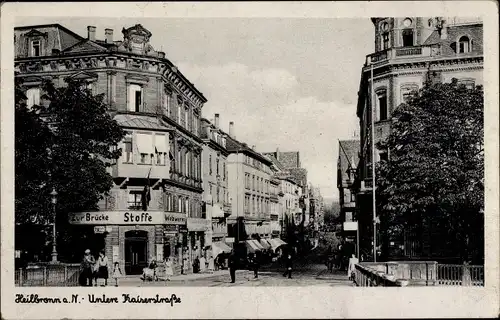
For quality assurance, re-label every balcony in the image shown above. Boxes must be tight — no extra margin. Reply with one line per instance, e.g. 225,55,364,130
112,161,169,180
365,44,442,67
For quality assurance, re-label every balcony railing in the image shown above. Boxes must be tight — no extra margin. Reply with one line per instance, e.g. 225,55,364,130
366,45,442,66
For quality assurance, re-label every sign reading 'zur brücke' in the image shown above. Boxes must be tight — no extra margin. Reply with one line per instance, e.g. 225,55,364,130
68,211,186,225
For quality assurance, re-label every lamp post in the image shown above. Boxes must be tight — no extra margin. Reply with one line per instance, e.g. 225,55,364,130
50,188,58,263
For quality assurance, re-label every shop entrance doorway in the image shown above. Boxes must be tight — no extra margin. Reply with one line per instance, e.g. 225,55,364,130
124,230,148,275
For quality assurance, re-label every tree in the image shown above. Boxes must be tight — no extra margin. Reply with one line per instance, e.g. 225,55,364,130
377,78,484,263
15,78,125,262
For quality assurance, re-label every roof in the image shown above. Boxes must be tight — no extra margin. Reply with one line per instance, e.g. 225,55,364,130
338,139,360,183
225,135,272,166
423,23,483,56
265,154,286,171
114,113,173,131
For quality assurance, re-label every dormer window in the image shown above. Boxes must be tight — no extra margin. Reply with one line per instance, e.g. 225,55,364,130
31,40,41,57
458,36,471,53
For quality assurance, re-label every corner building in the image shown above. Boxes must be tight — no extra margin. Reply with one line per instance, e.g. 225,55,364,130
15,24,207,275
354,17,483,260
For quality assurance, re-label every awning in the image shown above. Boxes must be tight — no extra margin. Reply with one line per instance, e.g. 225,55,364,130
268,238,287,251
154,134,168,153
136,133,154,154
259,239,271,250
245,240,262,253
212,241,232,257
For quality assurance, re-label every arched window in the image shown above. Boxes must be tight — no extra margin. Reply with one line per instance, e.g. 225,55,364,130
402,29,414,47
458,36,471,53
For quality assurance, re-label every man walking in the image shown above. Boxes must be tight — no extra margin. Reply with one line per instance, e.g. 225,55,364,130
228,251,237,283
282,252,293,279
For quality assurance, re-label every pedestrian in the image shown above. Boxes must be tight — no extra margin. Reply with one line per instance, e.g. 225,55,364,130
81,249,95,286
348,254,359,281
199,254,206,273
207,255,215,274
282,253,293,279
193,256,200,273
228,251,237,283
164,257,174,281
96,250,109,286
112,262,122,287
252,253,259,279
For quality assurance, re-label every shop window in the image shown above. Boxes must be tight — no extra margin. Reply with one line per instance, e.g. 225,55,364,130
31,40,41,57
122,132,133,163
136,133,154,164
128,191,142,210
26,87,40,109
458,36,471,53
127,84,142,112
402,29,414,47
154,134,167,165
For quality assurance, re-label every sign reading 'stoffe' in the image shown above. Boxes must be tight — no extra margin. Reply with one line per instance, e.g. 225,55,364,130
68,211,186,225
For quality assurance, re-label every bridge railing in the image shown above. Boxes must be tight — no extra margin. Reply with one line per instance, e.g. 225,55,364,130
437,264,484,286
15,264,81,287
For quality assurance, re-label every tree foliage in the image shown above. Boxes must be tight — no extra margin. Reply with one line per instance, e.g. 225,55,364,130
377,79,484,263
15,77,125,261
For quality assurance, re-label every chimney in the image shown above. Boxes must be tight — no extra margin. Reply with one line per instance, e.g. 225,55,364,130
251,145,256,150
158,51,165,59
229,121,234,137
276,147,280,160
214,113,220,128
105,28,113,43
87,26,96,41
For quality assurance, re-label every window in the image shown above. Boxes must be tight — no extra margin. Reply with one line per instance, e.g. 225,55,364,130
402,29,414,47
122,132,133,163
209,184,213,198
185,199,190,216
177,101,182,123
164,92,171,116
458,79,475,90
185,152,190,177
252,175,255,190
350,192,356,203
128,191,142,210
223,163,226,181
128,84,142,112
378,149,389,162
31,40,41,57
382,33,390,50
217,186,220,203
154,134,167,165
458,36,471,53
209,155,212,175
401,84,419,104
376,90,388,121
26,87,40,109
136,133,154,164
216,158,220,176
166,193,173,212
184,107,189,128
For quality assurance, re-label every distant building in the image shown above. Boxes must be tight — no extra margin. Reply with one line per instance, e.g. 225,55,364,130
200,114,231,253
354,17,483,260
225,123,274,239
337,140,360,249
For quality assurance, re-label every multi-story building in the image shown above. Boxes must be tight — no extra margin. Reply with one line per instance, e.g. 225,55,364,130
263,149,308,190
200,114,231,253
15,24,207,275
337,140,360,251
354,17,483,260
225,123,273,240
266,154,286,238
280,177,303,232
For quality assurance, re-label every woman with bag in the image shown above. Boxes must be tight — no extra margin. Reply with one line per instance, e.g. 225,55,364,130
96,250,109,286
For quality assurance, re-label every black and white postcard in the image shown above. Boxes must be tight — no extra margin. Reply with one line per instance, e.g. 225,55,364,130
1,1,499,319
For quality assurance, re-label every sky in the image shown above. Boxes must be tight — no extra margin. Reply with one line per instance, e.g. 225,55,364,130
15,17,375,200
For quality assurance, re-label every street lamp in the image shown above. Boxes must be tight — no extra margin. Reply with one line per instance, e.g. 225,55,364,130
50,188,58,263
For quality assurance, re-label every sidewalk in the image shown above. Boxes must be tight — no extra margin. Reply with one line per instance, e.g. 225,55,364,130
315,269,352,281
118,269,246,284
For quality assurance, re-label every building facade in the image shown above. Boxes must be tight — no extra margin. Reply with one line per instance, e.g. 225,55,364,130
337,140,360,250
200,115,231,251
15,23,207,275
225,125,274,239
354,17,483,260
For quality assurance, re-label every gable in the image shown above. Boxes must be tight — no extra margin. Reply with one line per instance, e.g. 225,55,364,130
63,39,107,53
24,29,48,38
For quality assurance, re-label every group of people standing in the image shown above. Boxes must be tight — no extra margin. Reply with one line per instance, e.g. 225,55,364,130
227,249,294,283
79,249,122,286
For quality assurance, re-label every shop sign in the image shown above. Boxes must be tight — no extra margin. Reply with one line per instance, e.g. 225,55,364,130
187,218,210,232
94,226,106,234
225,237,235,243
179,225,188,233
163,225,178,233
69,211,164,225
164,212,187,225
